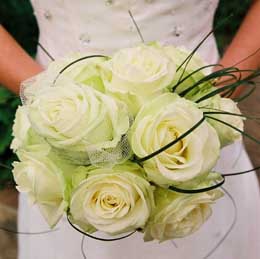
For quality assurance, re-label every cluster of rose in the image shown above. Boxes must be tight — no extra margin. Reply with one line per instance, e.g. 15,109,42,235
11,43,243,242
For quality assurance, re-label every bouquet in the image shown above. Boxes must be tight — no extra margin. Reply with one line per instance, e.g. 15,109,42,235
11,42,253,242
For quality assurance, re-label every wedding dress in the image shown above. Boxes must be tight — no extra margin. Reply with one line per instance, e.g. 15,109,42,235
18,1,260,258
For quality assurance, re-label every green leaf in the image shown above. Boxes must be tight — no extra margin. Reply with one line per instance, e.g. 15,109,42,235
0,124,13,154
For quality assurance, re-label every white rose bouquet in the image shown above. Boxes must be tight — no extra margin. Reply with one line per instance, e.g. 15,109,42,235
11,42,256,243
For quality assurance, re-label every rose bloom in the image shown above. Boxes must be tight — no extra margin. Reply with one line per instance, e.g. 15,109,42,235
199,95,244,147
163,45,215,102
69,163,155,235
11,105,51,156
131,93,220,186
12,150,72,227
144,187,223,242
102,44,176,115
27,83,130,163
21,54,107,103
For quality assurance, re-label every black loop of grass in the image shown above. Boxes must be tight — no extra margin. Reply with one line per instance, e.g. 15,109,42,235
67,215,136,242
53,55,108,84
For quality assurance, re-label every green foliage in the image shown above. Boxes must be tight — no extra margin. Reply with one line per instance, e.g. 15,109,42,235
0,0,253,186
0,87,20,187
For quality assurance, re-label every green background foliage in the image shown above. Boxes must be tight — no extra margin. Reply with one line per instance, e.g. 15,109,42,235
0,0,253,186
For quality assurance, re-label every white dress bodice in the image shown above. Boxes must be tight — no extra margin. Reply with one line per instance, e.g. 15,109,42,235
31,0,219,66
18,1,260,259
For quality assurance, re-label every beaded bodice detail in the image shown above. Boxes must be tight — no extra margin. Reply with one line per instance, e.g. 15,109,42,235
31,0,219,66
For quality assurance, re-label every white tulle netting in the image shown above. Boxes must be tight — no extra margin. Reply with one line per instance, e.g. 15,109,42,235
51,133,132,167
20,68,64,103
20,75,39,106
87,133,132,167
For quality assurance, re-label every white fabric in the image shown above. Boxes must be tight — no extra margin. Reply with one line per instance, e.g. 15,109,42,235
31,0,219,65
18,1,260,258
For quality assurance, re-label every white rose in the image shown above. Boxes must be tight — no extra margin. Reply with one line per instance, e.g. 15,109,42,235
11,106,51,156
11,106,31,152
102,44,176,115
12,151,72,227
64,56,107,92
164,46,215,101
200,95,244,146
144,187,223,242
20,54,107,105
69,163,155,235
28,83,130,163
131,93,220,186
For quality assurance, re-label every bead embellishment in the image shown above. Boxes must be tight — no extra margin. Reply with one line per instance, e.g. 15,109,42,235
79,33,91,45
43,10,52,20
172,26,182,37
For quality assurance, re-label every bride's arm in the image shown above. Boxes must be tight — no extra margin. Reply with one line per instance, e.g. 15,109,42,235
0,25,43,94
218,0,260,96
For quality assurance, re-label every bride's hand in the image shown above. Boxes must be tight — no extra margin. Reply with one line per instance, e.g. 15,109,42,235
0,25,43,95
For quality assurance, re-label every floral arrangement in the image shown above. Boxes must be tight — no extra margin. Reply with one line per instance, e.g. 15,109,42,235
11,42,256,242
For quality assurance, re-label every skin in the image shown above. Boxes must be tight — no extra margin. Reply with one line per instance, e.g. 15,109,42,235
0,1,259,95
217,0,260,96
220,0,260,70
0,26,43,94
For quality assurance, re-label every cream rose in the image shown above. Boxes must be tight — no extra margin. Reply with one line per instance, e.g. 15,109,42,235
48,54,107,92
144,187,223,242
131,93,220,186
11,105,51,156
20,54,107,105
11,106,31,152
28,82,130,163
69,163,155,235
200,95,244,146
102,44,176,115
164,46,215,101
12,151,72,227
